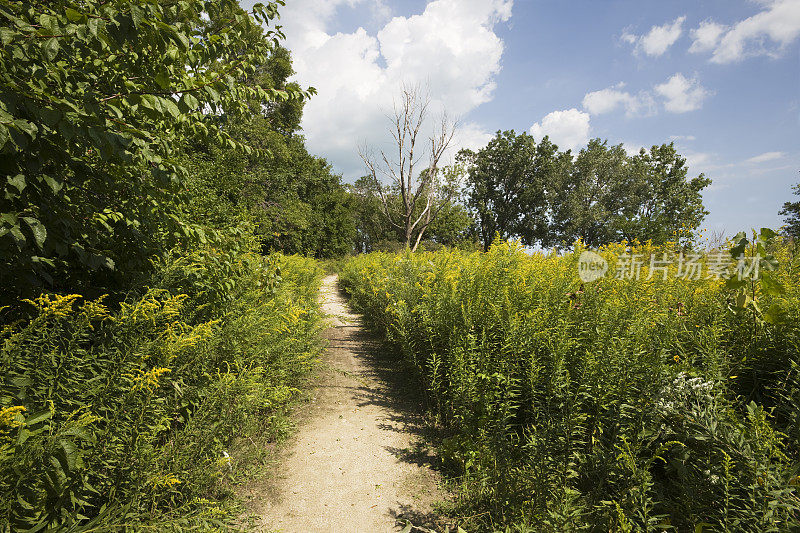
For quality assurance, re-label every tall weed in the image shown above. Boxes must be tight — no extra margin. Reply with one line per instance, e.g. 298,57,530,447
341,240,800,531
0,251,322,530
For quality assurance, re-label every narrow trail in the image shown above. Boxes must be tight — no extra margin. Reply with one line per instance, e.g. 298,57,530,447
246,274,448,532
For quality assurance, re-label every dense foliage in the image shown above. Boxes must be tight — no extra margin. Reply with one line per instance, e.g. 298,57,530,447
1,252,322,529
458,131,711,250
781,183,800,239
0,0,314,304
348,175,478,253
341,239,800,531
183,115,356,258
0,1,330,529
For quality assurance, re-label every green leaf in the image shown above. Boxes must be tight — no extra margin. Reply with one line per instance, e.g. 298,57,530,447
761,254,779,271
724,275,746,291
205,85,220,102
44,37,60,61
161,97,180,118
760,272,785,296
764,302,785,324
155,70,170,90
8,173,25,193
759,227,777,240
57,439,80,473
65,8,83,22
88,18,100,37
180,92,199,110
0,27,13,46
21,216,47,249
25,409,53,426
130,6,144,29
39,14,57,32
730,232,747,258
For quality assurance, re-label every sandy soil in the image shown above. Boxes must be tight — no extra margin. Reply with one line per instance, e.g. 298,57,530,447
244,274,449,532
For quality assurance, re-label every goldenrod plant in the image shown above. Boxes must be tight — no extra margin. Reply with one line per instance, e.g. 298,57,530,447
341,235,800,531
0,251,323,530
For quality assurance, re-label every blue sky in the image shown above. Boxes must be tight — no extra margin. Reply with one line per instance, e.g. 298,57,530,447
249,0,800,236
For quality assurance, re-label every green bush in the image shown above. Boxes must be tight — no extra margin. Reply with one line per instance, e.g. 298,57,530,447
341,240,800,531
0,250,322,530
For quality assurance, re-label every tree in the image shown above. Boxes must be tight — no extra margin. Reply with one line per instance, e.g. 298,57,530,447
359,85,456,251
348,169,476,252
617,143,711,245
348,176,399,253
548,139,629,247
550,140,710,247
461,134,711,250
459,130,566,251
0,1,312,304
183,117,356,258
424,200,478,249
780,182,800,239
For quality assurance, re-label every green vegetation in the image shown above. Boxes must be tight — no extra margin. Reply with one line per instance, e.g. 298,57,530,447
1,252,322,529
2,0,796,530
0,1,327,529
458,131,711,251
781,183,800,239
341,238,800,531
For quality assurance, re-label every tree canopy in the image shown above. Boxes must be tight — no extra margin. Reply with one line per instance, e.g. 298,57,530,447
459,130,711,249
780,182,800,239
0,0,312,304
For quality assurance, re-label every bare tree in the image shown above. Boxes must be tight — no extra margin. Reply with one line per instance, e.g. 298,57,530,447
359,85,457,251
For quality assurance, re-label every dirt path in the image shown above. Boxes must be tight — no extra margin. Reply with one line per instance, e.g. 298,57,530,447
246,274,448,532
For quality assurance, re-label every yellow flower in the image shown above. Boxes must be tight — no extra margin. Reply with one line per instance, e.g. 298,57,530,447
150,473,181,488
22,294,82,318
0,406,26,428
132,367,171,392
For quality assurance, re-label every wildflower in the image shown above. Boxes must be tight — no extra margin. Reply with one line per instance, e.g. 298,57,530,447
132,367,171,392
150,473,181,488
0,406,26,428
22,294,82,318
673,355,680,364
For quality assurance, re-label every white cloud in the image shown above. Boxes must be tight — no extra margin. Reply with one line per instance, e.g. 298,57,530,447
623,16,686,56
453,122,495,154
689,20,728,53
654,73,711,113
529,109,591,152
746,151,785,163
683,151,713,169
669,134,697,142
582,83,656,117
271,0,512,177
691,0,800,63
621,141,646,156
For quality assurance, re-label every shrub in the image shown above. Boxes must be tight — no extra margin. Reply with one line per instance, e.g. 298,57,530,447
341,239,800,531
0,251,322,530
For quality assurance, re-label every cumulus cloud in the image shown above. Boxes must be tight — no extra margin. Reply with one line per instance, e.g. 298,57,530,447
654,73,711,113
269,0,512,177
689,20,728,53
746,151,784,163
690,0,800,63
623,16,686,56
582,82,656,117
529,109,591,152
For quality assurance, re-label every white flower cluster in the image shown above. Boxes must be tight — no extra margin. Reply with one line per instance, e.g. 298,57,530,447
655,372,715,415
